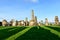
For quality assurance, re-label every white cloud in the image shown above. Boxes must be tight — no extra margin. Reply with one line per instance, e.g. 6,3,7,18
24,0,39,3
31,0,38,2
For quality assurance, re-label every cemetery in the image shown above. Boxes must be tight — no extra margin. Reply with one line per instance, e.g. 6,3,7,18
0,10,60,40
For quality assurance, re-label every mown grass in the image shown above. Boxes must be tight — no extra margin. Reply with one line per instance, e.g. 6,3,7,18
16,26,60,40
0,27,26,40
6,27,32,40
41,26,60,37
46,26,60,32
0,26,60,40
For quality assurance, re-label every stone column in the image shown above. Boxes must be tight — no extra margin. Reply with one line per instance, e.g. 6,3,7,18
31,10,35,20
55,16,59,25
45,18,49,26
11,19,16,26
2,20,7,26
41,20,43,25
25,17,29,26
29,10,35,26
38,22,41,26
34,16,37,26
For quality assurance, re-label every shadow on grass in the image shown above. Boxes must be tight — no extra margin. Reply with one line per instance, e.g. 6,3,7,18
0,27,15,30
46,26,60,32
0,27,26,40
16,26,60,40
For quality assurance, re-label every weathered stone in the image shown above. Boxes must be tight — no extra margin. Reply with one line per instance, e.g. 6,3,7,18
55,16,59,25
38,22,41,26
31,10,35,20
10,19,16,26
18,20,25,26
45,18,49,26
25,17,29,26
29,20,35,26
34,16,38,26
29,10,37,26
2,19,7,26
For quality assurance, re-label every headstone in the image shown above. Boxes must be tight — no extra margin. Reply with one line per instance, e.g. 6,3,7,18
55,16,59,25
38,22,41,26
20,20,25,26
2,20,7,26
38,20,43,26
45,18,49,26
29,20,35,26
25,17,29,26
16,20,18,26
18,20,25,26
34,16,38,26
11,19,16,26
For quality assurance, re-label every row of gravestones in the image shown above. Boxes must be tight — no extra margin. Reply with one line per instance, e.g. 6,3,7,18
0,20,29,26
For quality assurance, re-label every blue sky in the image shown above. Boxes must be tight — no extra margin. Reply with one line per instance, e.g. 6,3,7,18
0,0,60,22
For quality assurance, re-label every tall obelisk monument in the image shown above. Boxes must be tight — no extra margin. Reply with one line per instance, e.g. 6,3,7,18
31,10,35,20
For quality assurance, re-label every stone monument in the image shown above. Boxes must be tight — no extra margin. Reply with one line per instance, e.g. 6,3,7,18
25,17,29,26
45,18,49,26
29,10,36,26
55,16,59,25
2,19,7,26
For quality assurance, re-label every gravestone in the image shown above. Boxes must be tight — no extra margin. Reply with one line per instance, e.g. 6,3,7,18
45,18,49,26
55,16,59,25
18,20,25,26
25,17,29,26
2,20,7,26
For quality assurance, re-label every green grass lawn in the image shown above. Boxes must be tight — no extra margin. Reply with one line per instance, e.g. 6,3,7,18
0,26,26,40
0,26,60,40
46,26,60,32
